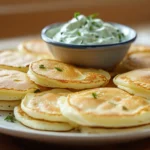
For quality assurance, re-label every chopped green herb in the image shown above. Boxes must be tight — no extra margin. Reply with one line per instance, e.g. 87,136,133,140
74,12,80,20
92,22,102,28
61,32,64,35
118,34,122,42
13,79,21,82
4,115,16,123
92,92,97,99
118,33,125,42
34,89,41,93
86,16,91,20
88,13,99,20
122,106,128,111
77,31,81,36
95,35,99,38
84,21,87,25
89,26,93,31
55,67,63,72
121,33,125,37
39,64,45,69
92,22,96,25
108,101,116,105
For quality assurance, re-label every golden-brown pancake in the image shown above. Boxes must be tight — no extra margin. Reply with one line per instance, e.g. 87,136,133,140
27,59,111,89
113,68,150,99
18,39,54,59
0,69,38,100
0,50,48,72
59,87,150,128
0,100,20,111
21,89,73,123
14,106,74,131
122,45,150,70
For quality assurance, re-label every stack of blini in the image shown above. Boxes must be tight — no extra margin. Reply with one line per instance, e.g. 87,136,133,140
15,50,150,132
112,45,150,76
0,69,38,111
1,40,150,133
0,39,52,111
15,89,76,131
15,59,111,131
0,39,53,72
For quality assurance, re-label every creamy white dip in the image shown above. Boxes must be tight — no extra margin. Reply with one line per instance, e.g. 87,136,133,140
46,13,125,45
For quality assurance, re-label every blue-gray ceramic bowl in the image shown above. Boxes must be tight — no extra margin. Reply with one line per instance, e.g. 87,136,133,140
41,23,137,70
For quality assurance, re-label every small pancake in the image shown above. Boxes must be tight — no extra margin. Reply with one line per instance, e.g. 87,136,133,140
0,50,48,72
113,68,150,99
128,45,150,53
21,89,73,123
14,106,74,131
18,39,54,59
0,69,38,100
0,100,20,111
28,59,111,90
122,45,150,70
58,87,150,128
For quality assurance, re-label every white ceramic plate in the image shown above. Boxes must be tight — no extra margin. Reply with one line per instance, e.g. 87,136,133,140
0,35,150,145
1,111,150,145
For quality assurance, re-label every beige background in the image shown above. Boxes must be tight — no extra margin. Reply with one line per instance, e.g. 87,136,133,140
0,0,150,38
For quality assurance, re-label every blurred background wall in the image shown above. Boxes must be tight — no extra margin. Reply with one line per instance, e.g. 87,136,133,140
0,0,150,38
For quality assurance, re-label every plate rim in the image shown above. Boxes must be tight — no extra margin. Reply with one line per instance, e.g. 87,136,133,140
0,119,150,143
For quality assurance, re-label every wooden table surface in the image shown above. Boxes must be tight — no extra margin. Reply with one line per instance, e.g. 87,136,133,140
1,133,150,150
0,25,150,150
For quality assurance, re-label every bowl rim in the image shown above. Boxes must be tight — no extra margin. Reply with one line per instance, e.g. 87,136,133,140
41,22,137,49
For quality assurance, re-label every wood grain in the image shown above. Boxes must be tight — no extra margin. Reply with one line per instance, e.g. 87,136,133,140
0,134,20,150
1,133,150,150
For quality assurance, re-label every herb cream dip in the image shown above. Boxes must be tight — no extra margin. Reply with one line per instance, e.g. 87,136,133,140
46,13,125,45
